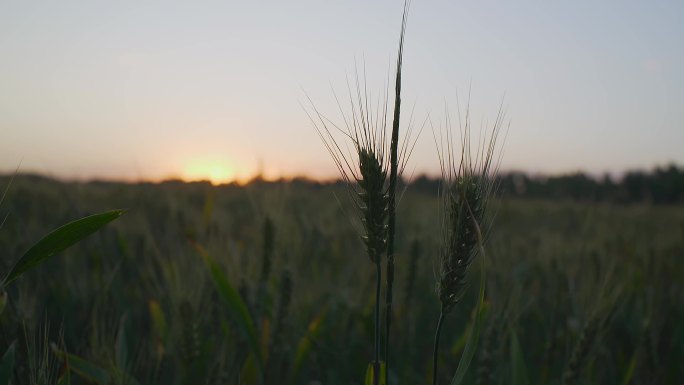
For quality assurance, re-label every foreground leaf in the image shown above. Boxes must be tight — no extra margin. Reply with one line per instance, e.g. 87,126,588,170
2,210,125,287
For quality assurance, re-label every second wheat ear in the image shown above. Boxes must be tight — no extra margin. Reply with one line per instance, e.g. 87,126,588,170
432,102,505,385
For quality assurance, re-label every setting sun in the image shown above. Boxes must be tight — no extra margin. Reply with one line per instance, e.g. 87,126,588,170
182,159,236,185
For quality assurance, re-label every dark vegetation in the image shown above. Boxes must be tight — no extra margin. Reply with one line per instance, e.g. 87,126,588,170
0,173,682,384
410,163,684,204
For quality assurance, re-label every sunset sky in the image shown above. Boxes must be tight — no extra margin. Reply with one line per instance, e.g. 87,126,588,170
1,1,682,183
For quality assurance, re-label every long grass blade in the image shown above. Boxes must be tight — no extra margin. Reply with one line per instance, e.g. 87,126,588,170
2,210,125,287
192,242,265,380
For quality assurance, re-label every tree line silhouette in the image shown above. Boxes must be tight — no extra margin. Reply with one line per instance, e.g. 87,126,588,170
409,164,684,204
4,164,683,204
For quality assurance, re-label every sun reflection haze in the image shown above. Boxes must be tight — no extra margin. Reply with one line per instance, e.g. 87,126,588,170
182,159,237,185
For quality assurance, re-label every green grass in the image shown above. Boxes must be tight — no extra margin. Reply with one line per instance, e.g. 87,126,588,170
0,175,682,384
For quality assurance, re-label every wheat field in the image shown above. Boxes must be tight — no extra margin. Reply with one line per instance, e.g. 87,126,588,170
0,174,682,384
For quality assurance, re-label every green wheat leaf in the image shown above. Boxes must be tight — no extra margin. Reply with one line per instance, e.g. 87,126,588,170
2,210,125,287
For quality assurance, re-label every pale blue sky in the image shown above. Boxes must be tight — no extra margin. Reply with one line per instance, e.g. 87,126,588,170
1,1,682,182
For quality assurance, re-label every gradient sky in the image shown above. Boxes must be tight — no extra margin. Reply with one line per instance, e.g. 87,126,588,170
1,1,682,183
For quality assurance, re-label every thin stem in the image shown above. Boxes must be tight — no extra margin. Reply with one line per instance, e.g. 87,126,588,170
384,257,394,385
374,258,382,385
433,311,446,385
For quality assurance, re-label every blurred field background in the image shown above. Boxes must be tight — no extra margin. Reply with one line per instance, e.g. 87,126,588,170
0,170,682,384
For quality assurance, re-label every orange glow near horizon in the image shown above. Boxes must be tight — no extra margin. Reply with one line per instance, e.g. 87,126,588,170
182,159,239,185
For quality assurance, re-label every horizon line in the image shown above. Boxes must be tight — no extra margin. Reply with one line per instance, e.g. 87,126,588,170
1,162,682,187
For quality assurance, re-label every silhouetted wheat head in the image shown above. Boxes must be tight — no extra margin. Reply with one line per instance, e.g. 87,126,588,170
304,9,417,380
305,70,416,264
436,103,505,315
431,100,506,385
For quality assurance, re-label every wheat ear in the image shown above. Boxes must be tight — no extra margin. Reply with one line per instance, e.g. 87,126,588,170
431,101,504,385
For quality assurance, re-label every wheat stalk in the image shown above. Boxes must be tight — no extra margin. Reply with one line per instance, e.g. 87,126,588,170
432,99,505,385
304,5,417,382
305,63,391,385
